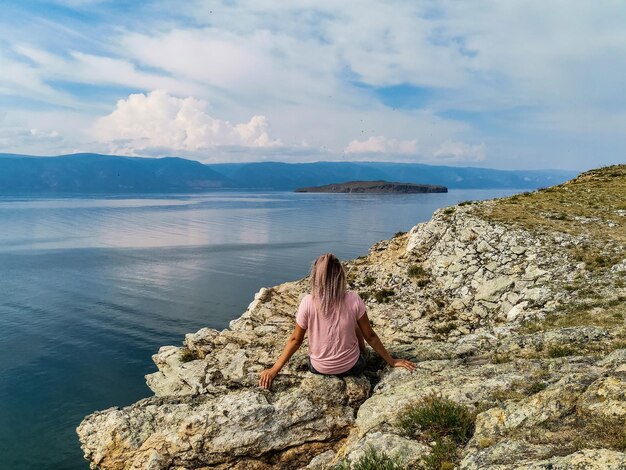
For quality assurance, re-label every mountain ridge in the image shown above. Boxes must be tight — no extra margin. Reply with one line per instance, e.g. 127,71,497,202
0,153,578,193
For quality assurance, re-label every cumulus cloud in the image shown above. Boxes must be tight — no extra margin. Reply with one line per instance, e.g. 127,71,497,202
433,141,486,162
344,136,418,155
91,90,282,155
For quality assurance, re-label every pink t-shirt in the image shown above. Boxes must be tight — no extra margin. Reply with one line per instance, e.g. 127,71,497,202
295,291,366,374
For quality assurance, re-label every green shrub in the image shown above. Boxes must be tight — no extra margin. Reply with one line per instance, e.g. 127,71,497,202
179,348,199,363
397,394,475,445
374,288,395,303
407,264,427,278
363,275,376,286
458,200,475,206
394,231,407,238
359,291,371,302
525,381,548,394
547,345,577,358
443,207,455,215
397,395,475,470
408,264,430,287
422,437,457,470
333,446,407,470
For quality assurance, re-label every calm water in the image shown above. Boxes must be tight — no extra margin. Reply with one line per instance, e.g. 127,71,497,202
0,189,521,469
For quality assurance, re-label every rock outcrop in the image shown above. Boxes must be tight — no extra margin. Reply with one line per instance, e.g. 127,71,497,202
77,165,626,469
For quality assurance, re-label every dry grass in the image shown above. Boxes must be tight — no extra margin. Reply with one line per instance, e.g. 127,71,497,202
522,296,626,333
333,446,408,470
524,413,626,454
489,374,550,404
477,165,626,266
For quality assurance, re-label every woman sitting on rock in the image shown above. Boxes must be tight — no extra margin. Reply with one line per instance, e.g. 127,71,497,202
259,253,415,389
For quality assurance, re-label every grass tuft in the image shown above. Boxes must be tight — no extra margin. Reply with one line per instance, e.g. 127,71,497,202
422,437,457,470
333,446,407,470
363,275,376,286
374,288,395,303
547,345,578,358
407,264,427,278
525,381,548,394
396,395,475,470
397,394,475,444
179,348,200,363
407,264,430,287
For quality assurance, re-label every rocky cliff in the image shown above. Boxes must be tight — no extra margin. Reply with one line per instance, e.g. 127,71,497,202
77,165,626,469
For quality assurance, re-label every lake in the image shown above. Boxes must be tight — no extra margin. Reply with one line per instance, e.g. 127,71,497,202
0,189,522,469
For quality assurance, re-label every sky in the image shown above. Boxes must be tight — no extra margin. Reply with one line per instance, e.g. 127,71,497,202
0,0,625,170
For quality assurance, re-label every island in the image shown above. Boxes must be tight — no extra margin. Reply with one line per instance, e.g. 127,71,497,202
294,180,448,193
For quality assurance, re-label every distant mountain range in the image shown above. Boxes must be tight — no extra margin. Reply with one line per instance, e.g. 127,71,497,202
207,161,578,190
0,153,579,193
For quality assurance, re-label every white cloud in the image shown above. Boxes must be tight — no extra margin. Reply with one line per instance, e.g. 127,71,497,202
12,45,205,101
344,136,418,155
433,141,486,162
0,126,71,155
0,127,62,145
2,0,626,168
90,90,282,156
0,52,75,106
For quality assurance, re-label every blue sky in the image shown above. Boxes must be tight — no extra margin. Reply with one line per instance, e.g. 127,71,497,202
1,0,625,170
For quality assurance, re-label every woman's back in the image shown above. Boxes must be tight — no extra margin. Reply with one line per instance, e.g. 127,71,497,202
296,291,366,374
259,253,415,390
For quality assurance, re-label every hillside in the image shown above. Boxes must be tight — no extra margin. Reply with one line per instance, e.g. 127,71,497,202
0,153,577,193
0,153,232,193
77,165,626,469
207,161,577,190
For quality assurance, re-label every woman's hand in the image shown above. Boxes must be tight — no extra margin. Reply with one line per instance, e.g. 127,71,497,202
259,368,278,389
390,358,416,372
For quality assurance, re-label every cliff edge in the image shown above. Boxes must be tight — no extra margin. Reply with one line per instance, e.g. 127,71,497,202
77,165,626,469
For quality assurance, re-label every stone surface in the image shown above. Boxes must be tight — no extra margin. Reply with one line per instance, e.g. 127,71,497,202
577,375,626,420
78,375,367,469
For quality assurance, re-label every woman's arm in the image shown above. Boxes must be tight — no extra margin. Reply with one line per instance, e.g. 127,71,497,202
259,324,306,389
357,313,416,371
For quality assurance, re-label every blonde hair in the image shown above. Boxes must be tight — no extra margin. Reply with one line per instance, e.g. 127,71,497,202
310,253,347,316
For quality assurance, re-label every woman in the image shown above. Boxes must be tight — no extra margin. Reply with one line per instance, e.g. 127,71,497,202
259,253,415,389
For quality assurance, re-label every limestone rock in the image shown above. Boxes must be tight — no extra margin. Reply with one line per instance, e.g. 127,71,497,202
577,375,626,420
77,374,369,469
471,373,599,444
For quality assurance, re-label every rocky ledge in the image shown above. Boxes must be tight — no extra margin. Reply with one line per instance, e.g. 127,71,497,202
77,165,626,469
